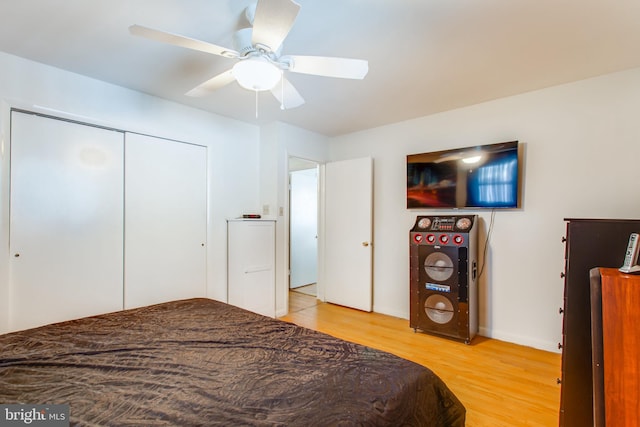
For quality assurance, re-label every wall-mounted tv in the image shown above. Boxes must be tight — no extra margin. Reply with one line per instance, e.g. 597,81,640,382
407,141,520,209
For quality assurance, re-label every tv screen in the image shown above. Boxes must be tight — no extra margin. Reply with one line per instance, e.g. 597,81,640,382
407,141,520,209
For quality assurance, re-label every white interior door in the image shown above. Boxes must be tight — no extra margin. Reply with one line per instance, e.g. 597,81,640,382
324,157,373,312
124,133,207,308
9,111,124,331
290,168,318,289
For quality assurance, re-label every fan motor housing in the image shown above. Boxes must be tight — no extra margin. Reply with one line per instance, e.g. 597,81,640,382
233,27,283,58
233,28,255,56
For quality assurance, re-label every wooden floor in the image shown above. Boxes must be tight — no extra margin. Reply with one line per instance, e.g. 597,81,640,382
281,291,562,427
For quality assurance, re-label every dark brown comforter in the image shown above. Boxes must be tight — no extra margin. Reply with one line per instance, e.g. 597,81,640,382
0,298,465,426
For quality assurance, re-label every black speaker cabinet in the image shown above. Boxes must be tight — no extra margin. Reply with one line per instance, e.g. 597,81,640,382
410,215,478,343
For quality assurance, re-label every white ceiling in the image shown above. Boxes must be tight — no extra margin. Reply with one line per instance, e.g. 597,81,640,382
1,0,639,137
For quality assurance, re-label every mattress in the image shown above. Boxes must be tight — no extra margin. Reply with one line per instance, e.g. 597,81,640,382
0,298,465,426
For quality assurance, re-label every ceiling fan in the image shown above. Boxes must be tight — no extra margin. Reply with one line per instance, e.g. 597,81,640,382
129,0,368,110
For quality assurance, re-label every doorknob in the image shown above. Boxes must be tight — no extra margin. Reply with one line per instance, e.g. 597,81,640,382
362,242,370,247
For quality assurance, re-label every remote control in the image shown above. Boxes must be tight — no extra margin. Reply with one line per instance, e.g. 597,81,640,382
619,233,640,273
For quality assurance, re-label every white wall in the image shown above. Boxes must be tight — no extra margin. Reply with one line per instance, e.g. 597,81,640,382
328,68,640,352
3,47,638,353
0,51,261,333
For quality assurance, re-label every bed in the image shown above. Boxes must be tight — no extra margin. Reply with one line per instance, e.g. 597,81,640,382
0,298,465,426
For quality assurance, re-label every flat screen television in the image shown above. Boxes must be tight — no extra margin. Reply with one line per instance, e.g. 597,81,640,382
407,141,520,209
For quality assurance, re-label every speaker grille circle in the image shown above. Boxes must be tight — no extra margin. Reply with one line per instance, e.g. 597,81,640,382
424,252,454,281
424,294,454,324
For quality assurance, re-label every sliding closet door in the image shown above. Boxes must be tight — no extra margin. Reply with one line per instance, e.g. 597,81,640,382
9,111,124,331
124,133,207,308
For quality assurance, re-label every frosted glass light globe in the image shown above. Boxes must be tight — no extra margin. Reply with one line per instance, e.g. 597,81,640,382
233,58,281,91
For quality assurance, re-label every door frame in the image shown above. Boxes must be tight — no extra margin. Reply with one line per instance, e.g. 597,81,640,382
283,155,322,313
282,155,373,315
288,163,319,291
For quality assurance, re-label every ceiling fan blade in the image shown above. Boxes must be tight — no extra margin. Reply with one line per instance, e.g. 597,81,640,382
271,77,305,109
285,55,369,79
129,25,239,58
251,0,301,52
185,69,236,97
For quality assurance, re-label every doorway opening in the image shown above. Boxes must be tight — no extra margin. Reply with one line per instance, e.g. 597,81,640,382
288,156,319,310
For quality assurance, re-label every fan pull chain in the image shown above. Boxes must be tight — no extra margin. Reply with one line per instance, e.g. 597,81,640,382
280,72,285,110
255,90,259,119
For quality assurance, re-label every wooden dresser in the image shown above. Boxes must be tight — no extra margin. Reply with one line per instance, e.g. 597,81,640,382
590,267,640,427
559,219,640,427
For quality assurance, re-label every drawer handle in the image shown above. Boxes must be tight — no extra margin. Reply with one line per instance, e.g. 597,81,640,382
244,266,271,274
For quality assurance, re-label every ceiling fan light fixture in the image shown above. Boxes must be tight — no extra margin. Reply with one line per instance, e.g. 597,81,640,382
233,57,281,91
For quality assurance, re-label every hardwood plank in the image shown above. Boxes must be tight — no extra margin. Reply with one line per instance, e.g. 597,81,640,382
281,292,561,426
